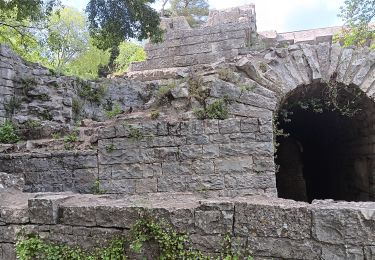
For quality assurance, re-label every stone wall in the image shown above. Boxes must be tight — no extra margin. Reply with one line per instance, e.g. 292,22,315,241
0,151,97,193
0,44,148,138
129,5,257,72
97,117,276,196
1,192,375,259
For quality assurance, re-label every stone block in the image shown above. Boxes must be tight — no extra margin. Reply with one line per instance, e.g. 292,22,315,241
28,194,73,224
234,199,311,240
312,200,375,245
248,237,320,260
95,205,140,228
215,156,253,174
135,178,158,193
219,119,241,134
195,201,234,235
225,172,276,190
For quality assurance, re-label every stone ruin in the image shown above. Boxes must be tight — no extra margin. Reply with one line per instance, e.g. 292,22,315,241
0,4,375,259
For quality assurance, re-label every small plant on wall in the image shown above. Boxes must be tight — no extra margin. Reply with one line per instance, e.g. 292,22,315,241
0,120,20,144
16,210,254,260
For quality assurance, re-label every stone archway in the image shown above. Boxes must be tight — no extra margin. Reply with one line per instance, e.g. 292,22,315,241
275,82,375,202
236,43,375,202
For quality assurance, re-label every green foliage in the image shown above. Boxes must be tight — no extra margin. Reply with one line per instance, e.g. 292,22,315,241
194,99,229,120
4,96,21,117
64,40,110,79
105,143,115,153
105,103,123,119
46,7,89,73
220,234,254,260
150,110,160,120
86,0,164,71
0,0,59,61
114,41,147,74
239,84,256,94
16,234,125,260
64,130,79,150
92,179,106,195
16,213,254,260
188,74,209,104
156,81,176,105
24,119,42,130
77,82,107,104
169,0,209,27
129,213,207,259
126,124,144,141
0,120,19,144
217,68,238,83
72,98,84,120
51,132,61,139
336,0,374,48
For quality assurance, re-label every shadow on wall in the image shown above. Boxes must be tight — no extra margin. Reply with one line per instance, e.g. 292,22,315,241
275,83,375,203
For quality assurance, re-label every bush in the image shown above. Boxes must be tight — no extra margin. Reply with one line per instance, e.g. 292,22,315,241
0,121,20,144
194,99,229,120
105,103,123,119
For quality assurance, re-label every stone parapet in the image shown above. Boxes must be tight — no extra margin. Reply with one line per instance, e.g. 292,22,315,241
1,192,375,259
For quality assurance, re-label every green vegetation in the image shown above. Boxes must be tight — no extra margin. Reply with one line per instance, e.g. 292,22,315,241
16,235,124,260
188,75,209,104
16,212,254,260
4,96,21,117
217,68,238,83
194,99,229,120
46,7,89,73
77,82,107,104
72,98,84,120
336,0,374,48
92,180,106,195
105,143,115,153
150,110,160,120
0,120,19,144
1,1,155,78
114,41,147,74
169,0,209,27
105,103,123,119
63,130,79,150
86,0,163,72
156,81,177,105
127,124,144,141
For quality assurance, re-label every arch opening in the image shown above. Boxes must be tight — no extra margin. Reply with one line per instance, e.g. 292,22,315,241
275,82,375,203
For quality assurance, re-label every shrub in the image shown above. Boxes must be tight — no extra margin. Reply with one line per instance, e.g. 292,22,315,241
105,103,123,119
194,99,229,120
150,110,160,120
0,121,20,144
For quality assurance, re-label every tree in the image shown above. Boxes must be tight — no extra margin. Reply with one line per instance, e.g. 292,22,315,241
85,0,163,72
0,0,60,62
170,0,209,27
64,40,110,79
114,41,146,74
46,7,89,72
337,0,374,48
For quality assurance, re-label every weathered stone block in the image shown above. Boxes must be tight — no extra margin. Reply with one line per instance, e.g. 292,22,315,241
312,201,375,245
235,198,311,239
29,194,73,224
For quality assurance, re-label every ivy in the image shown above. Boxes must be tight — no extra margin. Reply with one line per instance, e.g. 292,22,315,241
16,213,254,260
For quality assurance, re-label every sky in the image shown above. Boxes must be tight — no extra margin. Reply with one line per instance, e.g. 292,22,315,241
61,0,345,32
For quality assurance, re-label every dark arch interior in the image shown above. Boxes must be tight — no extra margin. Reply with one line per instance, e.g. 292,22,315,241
276,83,375,203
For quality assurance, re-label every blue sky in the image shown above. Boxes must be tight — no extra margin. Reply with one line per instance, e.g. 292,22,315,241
61,0,345,32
